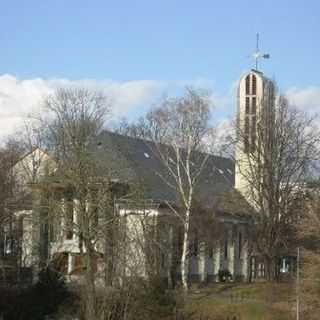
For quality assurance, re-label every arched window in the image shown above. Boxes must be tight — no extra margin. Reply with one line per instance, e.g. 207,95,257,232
252,75,257,95
245,75,250,95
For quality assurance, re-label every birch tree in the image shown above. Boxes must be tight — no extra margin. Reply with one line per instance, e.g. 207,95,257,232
139,88,213,291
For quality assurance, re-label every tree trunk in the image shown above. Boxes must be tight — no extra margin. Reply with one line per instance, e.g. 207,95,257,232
167,225,173,289
0,259,7,285
265,257,276,281
104,223,114,287
181,209,190,291
84,243,97,320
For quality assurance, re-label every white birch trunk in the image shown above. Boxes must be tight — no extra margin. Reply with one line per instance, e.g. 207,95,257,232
181,208,190,291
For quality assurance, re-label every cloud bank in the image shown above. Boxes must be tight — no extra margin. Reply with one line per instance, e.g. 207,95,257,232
0,73,319,143
0,74,162,138
286,86,320,114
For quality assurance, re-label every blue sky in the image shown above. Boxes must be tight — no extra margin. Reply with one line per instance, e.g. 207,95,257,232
0,0,319,136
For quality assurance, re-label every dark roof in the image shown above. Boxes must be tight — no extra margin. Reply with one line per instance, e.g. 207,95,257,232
92,131,250,216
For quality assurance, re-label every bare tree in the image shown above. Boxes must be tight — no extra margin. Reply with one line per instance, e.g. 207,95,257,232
0,139,24,284
114,107,170,143
134,88,213,291
234,93,320,280
39,87,111,320
15,119,49,184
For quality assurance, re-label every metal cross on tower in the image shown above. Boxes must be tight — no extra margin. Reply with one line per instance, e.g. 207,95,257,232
252,33,270,70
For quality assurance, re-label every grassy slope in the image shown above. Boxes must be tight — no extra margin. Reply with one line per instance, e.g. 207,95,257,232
185,283,295,320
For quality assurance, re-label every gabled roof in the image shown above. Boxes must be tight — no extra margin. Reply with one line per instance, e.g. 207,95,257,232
92,131,250,216
12,130,252,218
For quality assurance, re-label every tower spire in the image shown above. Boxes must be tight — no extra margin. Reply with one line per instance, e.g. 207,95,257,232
252,33,270,70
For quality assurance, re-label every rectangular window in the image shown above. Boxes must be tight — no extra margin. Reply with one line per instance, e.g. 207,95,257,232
208,242,213,258
252,75,257,95
224,238,228,259
65,199,74,240
252,97,256,114
251,116,256,153
253,116,256,129
245,117,249,134
238,232,242,259
245,97,250,114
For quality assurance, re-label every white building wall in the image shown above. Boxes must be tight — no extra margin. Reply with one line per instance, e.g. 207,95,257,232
213,245,221,280
13,148,56,190
17,192,250,283
118,208,159,278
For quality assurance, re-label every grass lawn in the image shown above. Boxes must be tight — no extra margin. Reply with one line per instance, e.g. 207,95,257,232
184,282,295,320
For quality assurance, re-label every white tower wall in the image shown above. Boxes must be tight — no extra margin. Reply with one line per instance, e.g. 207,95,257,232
235,70,275,200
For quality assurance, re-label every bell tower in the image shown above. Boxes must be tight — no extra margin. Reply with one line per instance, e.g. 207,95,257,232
235,69,275,197
235,34,275,199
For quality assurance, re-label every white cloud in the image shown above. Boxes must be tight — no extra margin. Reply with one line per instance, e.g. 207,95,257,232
286,86,320,113
211,118,235,156
0,74,235,140
2,73,318,146
101,80,163,117
201,118,235,157
167,78,235,113
0,74,163,139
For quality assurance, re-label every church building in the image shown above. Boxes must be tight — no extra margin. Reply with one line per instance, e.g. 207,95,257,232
1,68,284,285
